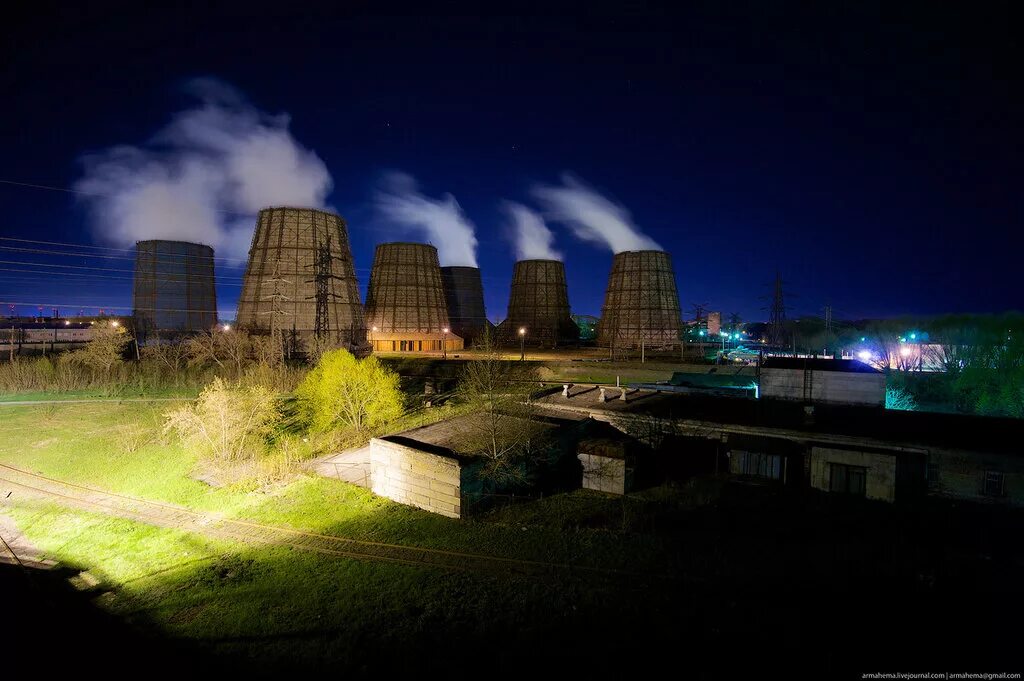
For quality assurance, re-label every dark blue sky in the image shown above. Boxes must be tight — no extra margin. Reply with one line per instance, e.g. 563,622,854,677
1,2,1020,323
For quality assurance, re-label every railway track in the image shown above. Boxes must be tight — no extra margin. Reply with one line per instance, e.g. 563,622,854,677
0,462,651,581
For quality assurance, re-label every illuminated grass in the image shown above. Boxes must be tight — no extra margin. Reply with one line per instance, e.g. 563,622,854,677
0,401,678,570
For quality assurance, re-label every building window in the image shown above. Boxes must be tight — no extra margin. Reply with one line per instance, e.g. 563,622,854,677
983,471,1005,498
418,340,423,351
829,463,867,496
736,451,781,480
391,341,396,351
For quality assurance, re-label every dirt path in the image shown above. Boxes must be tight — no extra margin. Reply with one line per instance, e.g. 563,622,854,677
0,463,650,582
0,398,193,406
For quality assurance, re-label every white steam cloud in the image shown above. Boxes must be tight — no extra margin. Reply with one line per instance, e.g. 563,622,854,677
75,78,333,259
531,173,661,253
503,201,561,261
375,172,478,267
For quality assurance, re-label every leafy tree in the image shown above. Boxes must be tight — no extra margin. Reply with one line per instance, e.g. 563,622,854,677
295,348,404,432
164,377,280,462
63,322,129,375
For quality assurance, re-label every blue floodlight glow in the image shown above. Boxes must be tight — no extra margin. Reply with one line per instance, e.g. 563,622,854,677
860,337,866,342
910,333,917,340
698,330,705,336
720,331,728,337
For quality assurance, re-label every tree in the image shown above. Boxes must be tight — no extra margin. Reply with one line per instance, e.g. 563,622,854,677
164,377,280,462
141,340,188,373
63,322,129,375
456,332,542,484
295,348,404,432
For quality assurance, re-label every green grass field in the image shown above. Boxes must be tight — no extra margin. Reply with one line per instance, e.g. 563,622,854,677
0,399,691,673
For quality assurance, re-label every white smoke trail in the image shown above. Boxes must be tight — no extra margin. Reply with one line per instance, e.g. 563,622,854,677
75,78,333,259
531,173,661,253
502,201,562,261
375,172,478,267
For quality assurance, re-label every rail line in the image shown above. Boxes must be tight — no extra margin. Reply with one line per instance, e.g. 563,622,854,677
0,462,657,581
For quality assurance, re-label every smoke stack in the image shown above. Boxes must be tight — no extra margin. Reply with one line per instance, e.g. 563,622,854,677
598,250,681,348
365,243,463,354
497,259,579,347
236,207,365,348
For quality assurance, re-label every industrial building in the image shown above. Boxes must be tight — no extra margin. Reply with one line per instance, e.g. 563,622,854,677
534,387,1024,507
364,243,463,353
496,259,579,347
598,250,682,350
440,266,490,347
759,357,886,407
235,207,366,349
132,240,217,336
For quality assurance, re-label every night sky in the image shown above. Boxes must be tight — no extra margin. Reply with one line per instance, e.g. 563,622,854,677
1,2,1020,324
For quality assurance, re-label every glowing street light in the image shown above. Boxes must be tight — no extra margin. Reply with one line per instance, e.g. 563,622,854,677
221,324,231,332
442,327,449,359
111,320,120,328
518,327,527,361
857,350,872,361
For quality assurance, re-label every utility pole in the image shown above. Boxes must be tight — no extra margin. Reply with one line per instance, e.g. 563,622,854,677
305,233,352,346
823,304,833,358
261,259,292,362
764,272,789,349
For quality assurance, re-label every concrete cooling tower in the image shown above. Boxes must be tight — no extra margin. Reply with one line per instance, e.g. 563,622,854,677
364,243,463,353
440,266,490,347
132,240,217,336
236,207,365,348
598,250,681,348
496,259,579,347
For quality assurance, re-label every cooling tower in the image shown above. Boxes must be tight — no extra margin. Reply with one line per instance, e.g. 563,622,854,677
236,207,365,347
440,266,490,346
496,259,579,347
365,243,463,353
132,240,217,335
598,250,682,348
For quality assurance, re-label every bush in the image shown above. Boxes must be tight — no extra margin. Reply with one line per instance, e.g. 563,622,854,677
295,349,404,433
164,378,281,463
885,386,917,411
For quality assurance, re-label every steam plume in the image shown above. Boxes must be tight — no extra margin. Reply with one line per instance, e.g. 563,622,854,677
375,172,478,267
531,174,661,253
503,201,562,261
75,78,333,259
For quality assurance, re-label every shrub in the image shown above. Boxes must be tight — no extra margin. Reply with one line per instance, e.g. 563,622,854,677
295,349,404,433
885,386,917,411
164,378,281,462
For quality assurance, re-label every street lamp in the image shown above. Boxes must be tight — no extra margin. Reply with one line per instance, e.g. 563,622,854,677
442,327,449,359
371,325,378,352
221,324,231,332
518,327,526,361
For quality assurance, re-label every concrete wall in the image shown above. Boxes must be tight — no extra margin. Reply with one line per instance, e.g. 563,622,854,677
578,453,628,494
370,438,464,518
929,449,1024,506
809,446,896,502
760,368,886,407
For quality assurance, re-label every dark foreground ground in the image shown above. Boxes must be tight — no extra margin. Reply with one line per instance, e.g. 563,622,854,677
6,483,1022,679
